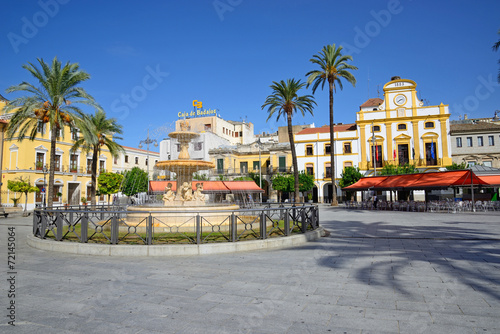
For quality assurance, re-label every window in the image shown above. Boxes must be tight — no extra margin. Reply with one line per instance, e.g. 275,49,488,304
467,161,476,167
71,129,78,141
305,163,314,177
217,158,224,173
235,132,239,138
125,155,129,163
204,124,212,131
344,162,353,168
145,158,148,166
325,163,331,178
467,137,473,147
240,162,248,173
70,154,78,172
114,156,118,164
36,152,45,170
239,131,242,137
371,145,382,167
54,155,61,172
87,159,92,174
99,160,105,173
425,142,437,166
478,136,484,147
278,156,286,172
483,161,492,167
488,136,494,146
372,125,380,132
306,145,313,156
194,142,202,151
397,124,407,130
325,144,331,154
343,142,351,154
456,137,462,148
176,144,180,152
135,157,139,164
37,122,45,135
424,122,434,129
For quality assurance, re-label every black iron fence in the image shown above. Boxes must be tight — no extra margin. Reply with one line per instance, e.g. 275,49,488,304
33,204,319,245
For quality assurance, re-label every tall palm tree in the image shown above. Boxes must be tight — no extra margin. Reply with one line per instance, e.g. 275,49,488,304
262,79,316,203
72,111,124,206
4,57,100,207
306,44,357,206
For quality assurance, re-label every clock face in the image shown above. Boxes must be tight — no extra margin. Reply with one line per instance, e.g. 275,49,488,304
395,94,407,106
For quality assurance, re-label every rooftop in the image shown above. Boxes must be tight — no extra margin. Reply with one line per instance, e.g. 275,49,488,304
360,98,384,108
296,123,357,135
450,122,500,134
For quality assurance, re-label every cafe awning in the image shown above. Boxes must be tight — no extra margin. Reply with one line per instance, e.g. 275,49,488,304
477,175,500,186
343,170,490,191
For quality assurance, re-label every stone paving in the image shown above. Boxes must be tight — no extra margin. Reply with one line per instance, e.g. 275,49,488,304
1,205,499,333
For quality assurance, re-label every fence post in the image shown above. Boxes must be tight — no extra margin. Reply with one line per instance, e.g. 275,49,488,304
55,212,63,241
231,212,236,242
41,212,47,239
81,212,88,242
284,208,290,236
111,215,118,244
260,210,266,240
196,214,201,245
301,209,307,233
33,210,38,236
147,213,153,245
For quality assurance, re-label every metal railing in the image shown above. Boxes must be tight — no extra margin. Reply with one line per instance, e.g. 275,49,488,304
33,204,319,245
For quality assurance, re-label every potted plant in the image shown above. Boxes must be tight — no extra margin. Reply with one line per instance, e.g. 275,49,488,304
63,198,68,209
57,192,62,201
36,161,43,170
81,196,87,205
307,193,313,203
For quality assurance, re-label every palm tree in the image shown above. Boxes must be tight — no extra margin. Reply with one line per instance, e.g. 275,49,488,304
72,111,124,206
262,79,316,203
306,44,357,206
493,29,500,83
4,57,100,207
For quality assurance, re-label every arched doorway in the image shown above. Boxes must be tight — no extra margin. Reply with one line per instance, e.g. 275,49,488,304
323,183,332,204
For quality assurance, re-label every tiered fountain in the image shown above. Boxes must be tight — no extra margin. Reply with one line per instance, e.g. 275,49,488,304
126,120,240,229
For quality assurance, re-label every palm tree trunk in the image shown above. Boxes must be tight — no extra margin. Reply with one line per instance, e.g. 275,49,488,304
91,146,99,206
47,125,57,207
288,113,300,203
329,81,338,206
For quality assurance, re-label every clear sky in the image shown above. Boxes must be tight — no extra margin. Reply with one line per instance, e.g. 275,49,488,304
1,0,499,150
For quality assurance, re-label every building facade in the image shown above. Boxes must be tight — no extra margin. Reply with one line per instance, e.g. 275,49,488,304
356,77,452,174
450,120,500,168
1,98,114,208
112,146,160,179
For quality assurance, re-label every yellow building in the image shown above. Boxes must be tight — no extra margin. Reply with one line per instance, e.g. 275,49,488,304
0,96,114,209
357,76,452,174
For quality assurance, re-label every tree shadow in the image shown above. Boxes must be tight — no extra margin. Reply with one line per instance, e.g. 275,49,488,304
298,210,500,300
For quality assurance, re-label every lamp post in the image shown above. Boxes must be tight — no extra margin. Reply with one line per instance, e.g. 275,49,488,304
139,129,158,182
42,165,48,208
256,138,263,203
371,122,376,176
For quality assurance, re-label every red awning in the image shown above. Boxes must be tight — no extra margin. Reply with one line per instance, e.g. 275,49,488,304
149,181,262,193
478,175,500,186
223,181,264,193
343,170,489,191
343,176,388,190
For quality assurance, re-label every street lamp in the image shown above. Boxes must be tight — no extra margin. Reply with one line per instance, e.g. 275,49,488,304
42,165,48,208
139,128,158,181
255,138,263,203
371,122,376,176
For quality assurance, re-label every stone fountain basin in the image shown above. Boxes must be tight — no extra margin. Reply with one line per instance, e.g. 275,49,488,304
125,204,244,232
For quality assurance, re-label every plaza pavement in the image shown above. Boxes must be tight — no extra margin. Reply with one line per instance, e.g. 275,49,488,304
1,205,499,333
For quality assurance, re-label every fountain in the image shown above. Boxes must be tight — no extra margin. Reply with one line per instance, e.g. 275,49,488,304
126,120,240,230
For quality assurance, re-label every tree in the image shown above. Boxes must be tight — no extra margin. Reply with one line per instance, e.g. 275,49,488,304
262,79,316,203
7,177,39,215
98,172,124,203
271,173,293,202
339,166,362,201
4,57,100,207
379,163,418,176
121,167,148,199
298,171,315,197
72,110,124,205
446,162,468,171
306,44,357,206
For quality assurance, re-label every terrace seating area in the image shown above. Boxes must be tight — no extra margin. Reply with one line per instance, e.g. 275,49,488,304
344,199,500,213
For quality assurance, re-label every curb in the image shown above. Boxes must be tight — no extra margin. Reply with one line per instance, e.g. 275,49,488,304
26,227,324,256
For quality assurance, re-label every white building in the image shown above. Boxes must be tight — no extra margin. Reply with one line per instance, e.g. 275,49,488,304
112,146,160,179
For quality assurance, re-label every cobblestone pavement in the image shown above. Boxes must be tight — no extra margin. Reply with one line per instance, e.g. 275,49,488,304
1,206,499,333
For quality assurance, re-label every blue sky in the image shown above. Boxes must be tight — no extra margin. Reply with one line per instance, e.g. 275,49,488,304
1,0,499,150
